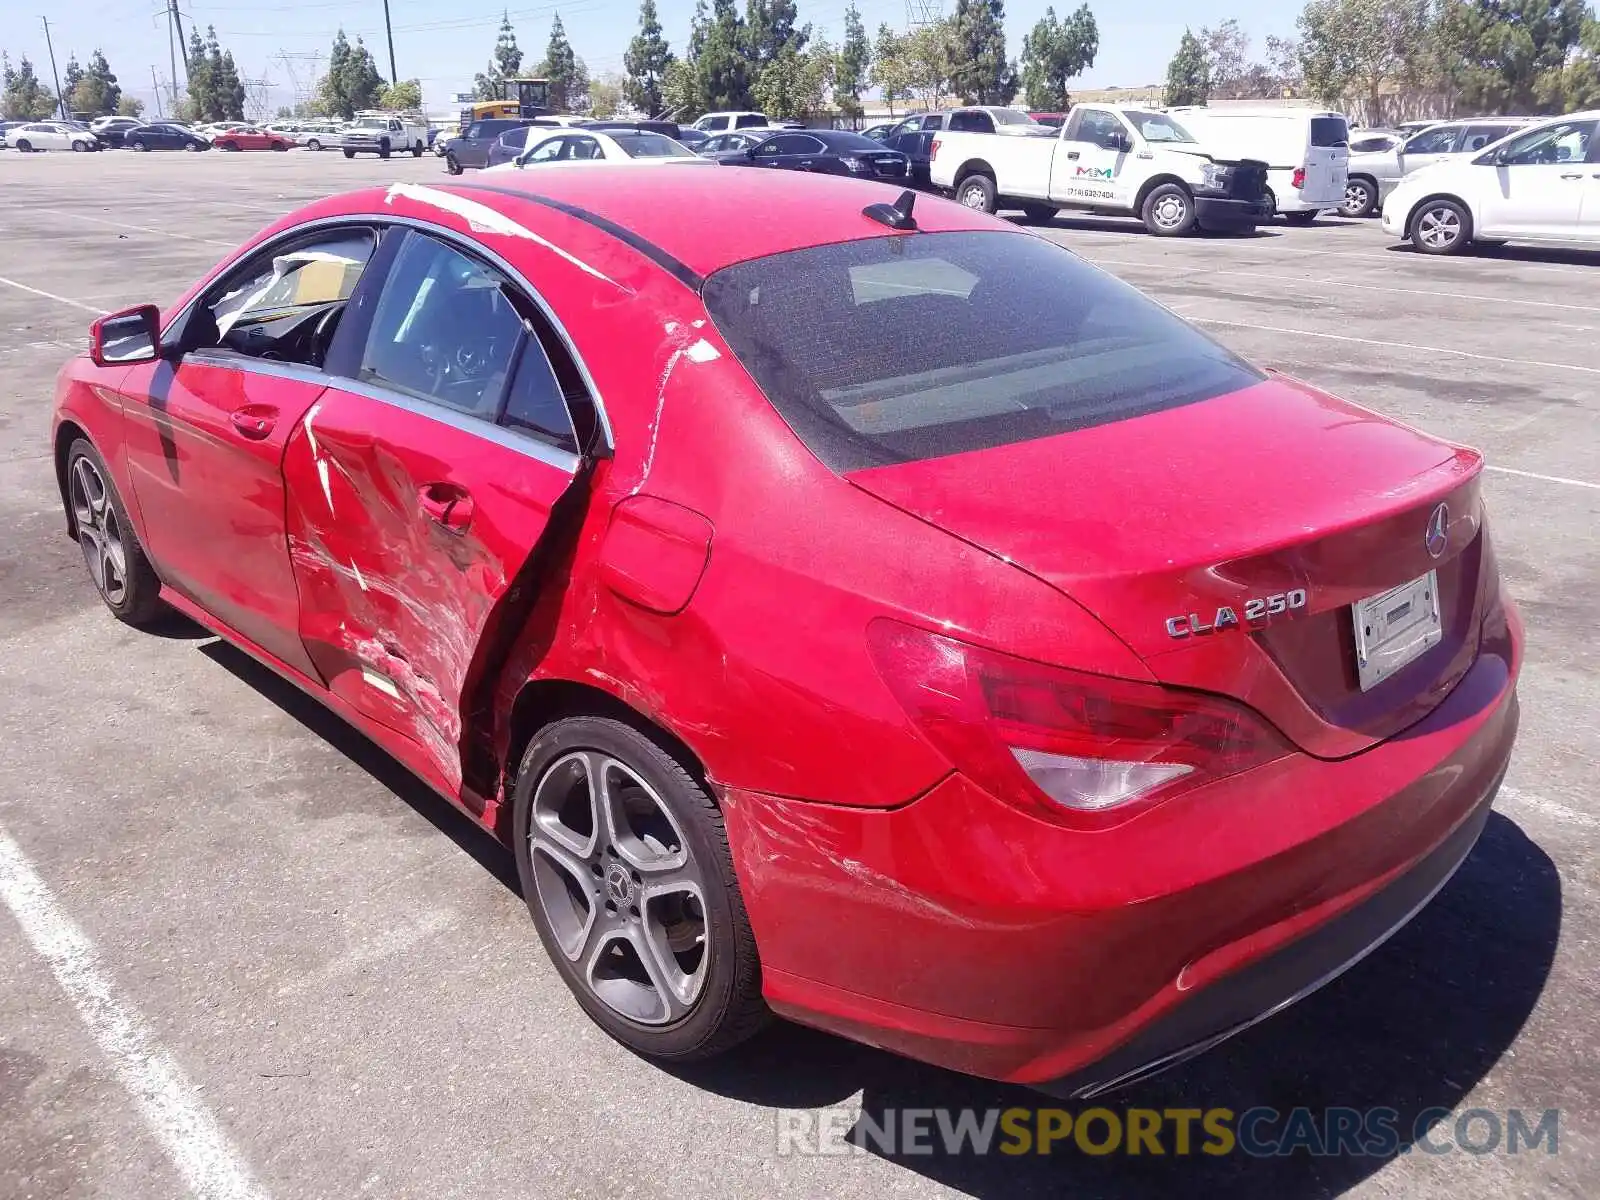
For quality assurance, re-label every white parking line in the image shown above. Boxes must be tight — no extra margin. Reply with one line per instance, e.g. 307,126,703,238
1485,465,1600,491
0,825,268,1200
1188,317,1600,377
0,275,106,315
33,209,235,247
1499,786,1600,829
1087,256,1600,316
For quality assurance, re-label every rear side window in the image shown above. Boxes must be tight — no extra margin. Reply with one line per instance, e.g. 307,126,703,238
948,111,995,134
735,114,767,129
703,232,1263,471
1405,126,1459,154
1310,116,1348,147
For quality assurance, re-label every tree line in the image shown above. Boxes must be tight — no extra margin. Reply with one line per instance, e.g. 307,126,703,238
615,0,1100,120
1166,0,1600,121
2,49,142,121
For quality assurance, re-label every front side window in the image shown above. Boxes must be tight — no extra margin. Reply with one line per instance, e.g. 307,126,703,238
360,234,527,420
1495,119,1595,165
190,229,376,366
523,136,566,163
735,114,767,129
563,136,602,160
1073,110,1128,149
466,123,483,139
703,231,1262,471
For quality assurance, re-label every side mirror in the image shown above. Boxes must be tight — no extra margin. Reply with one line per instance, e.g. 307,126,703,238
1113,131,1133,152
89,304,163,367
745,145,758,159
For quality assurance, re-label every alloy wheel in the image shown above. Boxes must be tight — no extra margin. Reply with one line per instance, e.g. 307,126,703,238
1341,180,1372,217
69,456,128,605
1417,205,1461,250
528,751,709,1026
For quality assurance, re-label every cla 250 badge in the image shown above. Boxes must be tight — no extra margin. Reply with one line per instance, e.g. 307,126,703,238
1165,589,1308,638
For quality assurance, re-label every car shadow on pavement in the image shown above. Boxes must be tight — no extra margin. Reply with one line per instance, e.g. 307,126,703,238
197,638,522,897
1004,214,1286,239
1386,242,1600,266
671,812,1559,1199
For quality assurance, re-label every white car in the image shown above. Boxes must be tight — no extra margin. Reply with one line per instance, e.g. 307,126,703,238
1382,111,1600,254
8,121,99,152
485,127,715,172
1343,117,1533,217
692,111,770,133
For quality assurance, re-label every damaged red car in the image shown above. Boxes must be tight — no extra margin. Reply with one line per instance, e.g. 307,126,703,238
53,167,1520,1096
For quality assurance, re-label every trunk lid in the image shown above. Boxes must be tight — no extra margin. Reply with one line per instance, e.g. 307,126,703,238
848,376,1489,759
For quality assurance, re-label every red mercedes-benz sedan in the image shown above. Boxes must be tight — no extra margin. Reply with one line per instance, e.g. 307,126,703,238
52,167,1520,1096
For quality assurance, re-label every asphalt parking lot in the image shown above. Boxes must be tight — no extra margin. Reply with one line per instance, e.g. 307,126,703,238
1,150,1597,1199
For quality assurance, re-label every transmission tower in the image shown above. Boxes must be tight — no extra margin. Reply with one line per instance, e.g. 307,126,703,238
243,75,274,121
277,49,323,114
905,0,944,27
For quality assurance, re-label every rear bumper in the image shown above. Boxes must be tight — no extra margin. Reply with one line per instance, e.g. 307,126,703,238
1195,195,1269,230
722,607,1520,1088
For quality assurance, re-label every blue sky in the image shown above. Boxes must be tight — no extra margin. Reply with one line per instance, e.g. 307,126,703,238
6,0,1298,115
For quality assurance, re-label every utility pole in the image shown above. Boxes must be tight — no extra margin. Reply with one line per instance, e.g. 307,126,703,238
170,0,189,85
151,65,165,118
40,17,67,120
381,0,398,84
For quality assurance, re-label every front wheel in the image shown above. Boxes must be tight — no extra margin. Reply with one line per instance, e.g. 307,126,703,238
1141,183,1196,236
1411,199,1472,255
1340,177,1377,218
132,139,149,153
65,440,164,627
445,153,463,176
272,141,288,152
184,141,200,152
15,139,31,152
378,138,391,160
72,140,88,153
307,138,322,152
512,716,768,1062
411,142,423,157
955,174,998,214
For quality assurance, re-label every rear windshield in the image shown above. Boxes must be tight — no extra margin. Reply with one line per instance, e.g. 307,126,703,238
1311,116,1349,147
702,232,1263,471
613,131,694,157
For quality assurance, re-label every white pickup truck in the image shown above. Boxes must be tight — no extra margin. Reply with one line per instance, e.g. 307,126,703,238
929,104,1271,236
340,112,430,159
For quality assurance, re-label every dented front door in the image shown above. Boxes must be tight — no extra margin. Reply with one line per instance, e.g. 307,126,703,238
281,388,579,794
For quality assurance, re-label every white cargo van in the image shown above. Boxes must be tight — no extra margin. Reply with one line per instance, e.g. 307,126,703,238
1167,107,1350,224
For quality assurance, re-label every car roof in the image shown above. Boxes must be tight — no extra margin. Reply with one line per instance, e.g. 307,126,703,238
313,167,997,279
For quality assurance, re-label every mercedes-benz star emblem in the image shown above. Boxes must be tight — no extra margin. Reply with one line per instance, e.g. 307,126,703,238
1425,502,1449,559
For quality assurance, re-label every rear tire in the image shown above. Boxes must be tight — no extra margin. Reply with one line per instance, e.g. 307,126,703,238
1340,176,1377,218
1021,202,1058,223
512,716,768,1062
1410,198,1472,255
955,173,998,214
184,141,199,152
1141,183,1196,236
307,138,322,152
379,138,391,160
65,439,164,627
132,139,148,153
445,153,463,175
15,139,31,152
411,142,423,157
343,148,356,159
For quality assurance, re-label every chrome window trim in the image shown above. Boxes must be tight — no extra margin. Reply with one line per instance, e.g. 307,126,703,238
162,211,615,451
185,347,581,474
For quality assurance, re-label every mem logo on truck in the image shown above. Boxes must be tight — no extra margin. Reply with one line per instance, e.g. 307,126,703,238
1075,166,1115,179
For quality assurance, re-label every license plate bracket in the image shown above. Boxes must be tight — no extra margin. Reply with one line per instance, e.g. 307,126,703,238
1352,570,1442,691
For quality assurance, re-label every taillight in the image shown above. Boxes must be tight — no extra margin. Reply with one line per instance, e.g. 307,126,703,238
930,137,940,160
1292,166,1306,190
866,620,1289,823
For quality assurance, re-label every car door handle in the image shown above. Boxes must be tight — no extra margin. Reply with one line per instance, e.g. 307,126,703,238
1065,150,1080,160
418,482,473,532
229,404,277,440
1561,172,1584,180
